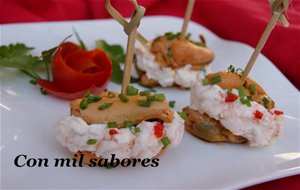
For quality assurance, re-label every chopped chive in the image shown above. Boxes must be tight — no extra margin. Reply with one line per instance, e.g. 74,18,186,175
98,103,113,110
124,120,133,128
202,78,209,86
211,75,222,84
107,121,117,128
167,49,173,58
134,127,141,133
240,97,251,107
165,32,176,40
238,87,246,97
127,85,139,96
169,100,176,108
139,90,151,96
147,95,155,102
161,137,171,147
137,100,151,107
84,91,91,98
108,91,115,98
86,139,97,145
227,65,235,73
40,88,47,95
262,97,270,108
87,95,102,103
29,80,37,85
178,111,187,120
80,99,89,110
155,94,166,102
118,93,129,102
249,84,256,95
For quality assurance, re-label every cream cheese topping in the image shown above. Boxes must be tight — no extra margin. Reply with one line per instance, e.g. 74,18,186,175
56,111,184,159
190,81,283,146
135,46,209,88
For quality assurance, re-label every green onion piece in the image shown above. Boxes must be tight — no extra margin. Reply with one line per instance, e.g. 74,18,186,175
169,100,176,108
155,94,166,102
127,85,139,96
139,90,151,96
134,127,141,133
178,111,187,120
167,50,173,58
238,87,246,97
240,97,251,107
137,100,151,107
124,120,133,128
98,103,113,110
202,78,209,86
165,32,176,40
87,95,102,103
211,76,222,84
118,93,129,102
227,65,235,73
108,92,115,98
107,121,117,128
40,88,47,95
87,139,97,145
84,91,91,98
80,99,88,110
262,97,270,108
249,84,256,95
147,95,155,102
29,80,37,85
161,137,171,147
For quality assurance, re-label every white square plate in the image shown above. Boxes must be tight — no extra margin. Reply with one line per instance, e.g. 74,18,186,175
1,16,299,189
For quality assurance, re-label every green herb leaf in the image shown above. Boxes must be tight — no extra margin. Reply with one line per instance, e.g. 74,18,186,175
238,87,246,97
80,99,89,110
137,100,151,107
161,136,171,147
73,28,87,50
107,121,117,128
127,85,139,96
249,84,256,95
139,90,151,96
87,139,97,145
124,120,133,128
98,103,113,110
169,100,176,108
134,127,141,133
262,97,270,108
178,111,187,120
202,78,209,86
211,76,222,84
155,94,166,102
119,93,129,102
147,95,155,102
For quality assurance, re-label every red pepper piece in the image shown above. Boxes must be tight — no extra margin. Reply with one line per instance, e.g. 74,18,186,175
154,123,165,138
225,93,239,102
253,110,263,120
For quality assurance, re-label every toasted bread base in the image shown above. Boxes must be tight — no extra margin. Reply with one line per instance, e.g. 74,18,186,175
183,107,246,143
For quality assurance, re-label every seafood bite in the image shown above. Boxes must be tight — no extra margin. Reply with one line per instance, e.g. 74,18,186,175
183,66,284,146
56,87,185,164
135,32,214,88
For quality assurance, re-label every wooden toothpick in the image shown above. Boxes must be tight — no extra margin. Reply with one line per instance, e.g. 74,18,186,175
241,0,289,82
105,0,145,93
105,0,148,45
180,0,195,40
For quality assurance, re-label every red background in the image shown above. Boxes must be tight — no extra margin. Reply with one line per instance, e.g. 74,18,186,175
1,0,300,189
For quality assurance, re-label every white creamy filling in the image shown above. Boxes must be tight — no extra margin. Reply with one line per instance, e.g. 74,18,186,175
190,82,283,146
56,111,184,159
135,46,209,88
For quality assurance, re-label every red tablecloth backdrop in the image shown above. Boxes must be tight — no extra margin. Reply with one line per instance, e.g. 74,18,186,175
1,0,300,189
